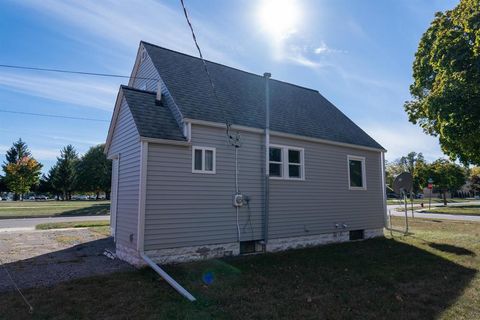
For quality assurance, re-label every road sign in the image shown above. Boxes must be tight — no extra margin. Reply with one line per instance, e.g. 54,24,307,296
428,183,433,189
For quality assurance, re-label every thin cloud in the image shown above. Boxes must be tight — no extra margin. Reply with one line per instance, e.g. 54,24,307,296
0,72,118,110
314,41,347,55
364,123,444,162
19,0,242,69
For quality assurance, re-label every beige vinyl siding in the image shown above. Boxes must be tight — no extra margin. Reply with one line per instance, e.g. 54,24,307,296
144,124,264,250
108,98,141,249
269,135,384,239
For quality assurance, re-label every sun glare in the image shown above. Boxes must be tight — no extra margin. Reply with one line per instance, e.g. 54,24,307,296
257,0,301,41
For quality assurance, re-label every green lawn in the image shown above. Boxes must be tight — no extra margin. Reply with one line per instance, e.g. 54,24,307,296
35,220,110,230
425,205,480,216
1,218,479,319
0,200,110,219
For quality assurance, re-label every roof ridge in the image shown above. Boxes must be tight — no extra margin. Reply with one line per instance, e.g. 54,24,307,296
140,41,319,93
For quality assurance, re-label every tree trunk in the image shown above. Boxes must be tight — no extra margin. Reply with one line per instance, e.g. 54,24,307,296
443,191,447,206
96,192,100,200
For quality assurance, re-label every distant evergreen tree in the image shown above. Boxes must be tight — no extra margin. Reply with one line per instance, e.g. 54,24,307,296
53,145,79,200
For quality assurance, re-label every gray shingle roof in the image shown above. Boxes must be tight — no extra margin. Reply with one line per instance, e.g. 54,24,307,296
121,86,185,141
141,41,384,150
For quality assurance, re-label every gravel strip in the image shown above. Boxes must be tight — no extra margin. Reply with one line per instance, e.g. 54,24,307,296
0,228,133,292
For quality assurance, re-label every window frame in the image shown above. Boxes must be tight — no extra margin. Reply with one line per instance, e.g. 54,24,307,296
347,155,367,190
192,146,216,174
269,144,305,180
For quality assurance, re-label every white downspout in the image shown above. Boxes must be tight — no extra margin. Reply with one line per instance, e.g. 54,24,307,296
141,253,196,302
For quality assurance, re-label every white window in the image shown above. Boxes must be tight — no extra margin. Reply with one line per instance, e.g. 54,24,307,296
348,155,366,190
192,147,216,174
269,145,304,180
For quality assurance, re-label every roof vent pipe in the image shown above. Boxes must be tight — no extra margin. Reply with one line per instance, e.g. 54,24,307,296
155,81,162,105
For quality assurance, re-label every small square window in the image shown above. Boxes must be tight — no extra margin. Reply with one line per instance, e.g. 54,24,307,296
192,147,216,174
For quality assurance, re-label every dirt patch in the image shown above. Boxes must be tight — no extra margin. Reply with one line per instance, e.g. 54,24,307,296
0,228,132,292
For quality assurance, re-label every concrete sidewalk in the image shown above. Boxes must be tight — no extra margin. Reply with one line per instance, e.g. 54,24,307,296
388,210,480,222
387,200,480,222
0,215,110,232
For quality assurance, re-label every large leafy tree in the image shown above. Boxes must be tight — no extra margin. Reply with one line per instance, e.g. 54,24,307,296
53,145,79,200
405,0,480,165
76,144,112,199
469,166,480,196
429,159,467,205
2,139,42,200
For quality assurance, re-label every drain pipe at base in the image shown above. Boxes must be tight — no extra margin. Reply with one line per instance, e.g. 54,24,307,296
140,252,196,302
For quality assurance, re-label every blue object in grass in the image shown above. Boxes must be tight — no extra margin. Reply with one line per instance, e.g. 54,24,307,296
202,271,214,285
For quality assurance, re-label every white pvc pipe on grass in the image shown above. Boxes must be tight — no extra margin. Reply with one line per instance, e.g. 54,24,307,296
140,253,196,302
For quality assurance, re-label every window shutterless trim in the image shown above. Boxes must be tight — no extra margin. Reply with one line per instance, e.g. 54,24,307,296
192,146,216,174
347,155,367,190
269,144,305,180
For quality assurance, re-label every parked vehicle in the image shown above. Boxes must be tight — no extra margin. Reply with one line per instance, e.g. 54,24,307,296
35,195,48,200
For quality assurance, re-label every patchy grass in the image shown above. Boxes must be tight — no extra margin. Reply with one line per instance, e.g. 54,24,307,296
424,205,480,216
36,220,110,230
387,198,476,205
1,218,479,319
0,201,110,219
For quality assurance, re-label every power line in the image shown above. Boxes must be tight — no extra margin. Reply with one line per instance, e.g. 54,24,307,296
0,109,110,122
0,64,158,82
179,0,231,128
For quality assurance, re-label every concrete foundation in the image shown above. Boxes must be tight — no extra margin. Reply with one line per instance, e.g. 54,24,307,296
116,228,384,265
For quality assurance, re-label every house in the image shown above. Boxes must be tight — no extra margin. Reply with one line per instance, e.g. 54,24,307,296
104,41,387,266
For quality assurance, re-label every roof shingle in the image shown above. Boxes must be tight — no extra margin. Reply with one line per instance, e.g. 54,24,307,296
139,41,383,150
121,86,185,141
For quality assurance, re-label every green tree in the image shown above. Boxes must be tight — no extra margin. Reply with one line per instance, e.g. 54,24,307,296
2,139,42,200
53,145,79,200
429,159,466,205
405,0,480,165
469,167,480,196
385,152,426,193
2,138,35,199
76,144,112,199
3,157,42,200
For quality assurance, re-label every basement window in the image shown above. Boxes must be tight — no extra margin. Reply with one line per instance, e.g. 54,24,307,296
269,145,304,180
192,147,216,174
349,230,365,241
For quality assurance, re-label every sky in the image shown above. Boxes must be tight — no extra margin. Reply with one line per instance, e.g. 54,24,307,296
0,0,458,173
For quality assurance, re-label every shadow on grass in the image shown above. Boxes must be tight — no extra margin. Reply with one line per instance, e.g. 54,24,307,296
429,243,476,256
58,203,110,217
0,238,477,319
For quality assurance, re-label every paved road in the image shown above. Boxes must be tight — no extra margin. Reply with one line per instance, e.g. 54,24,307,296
387,200,480,222
0,215,110,232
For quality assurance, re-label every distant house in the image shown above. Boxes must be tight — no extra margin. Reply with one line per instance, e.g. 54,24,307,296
104,41,387,266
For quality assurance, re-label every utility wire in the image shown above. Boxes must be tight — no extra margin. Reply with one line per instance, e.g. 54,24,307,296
0,109,109,122
0,257,34,314
179,0,231,128
0,64,159,82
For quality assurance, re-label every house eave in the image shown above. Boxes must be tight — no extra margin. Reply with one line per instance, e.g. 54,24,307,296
183,118,386,153
139,136,191,146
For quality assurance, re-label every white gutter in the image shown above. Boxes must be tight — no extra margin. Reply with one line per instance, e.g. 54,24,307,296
141,253,196,302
